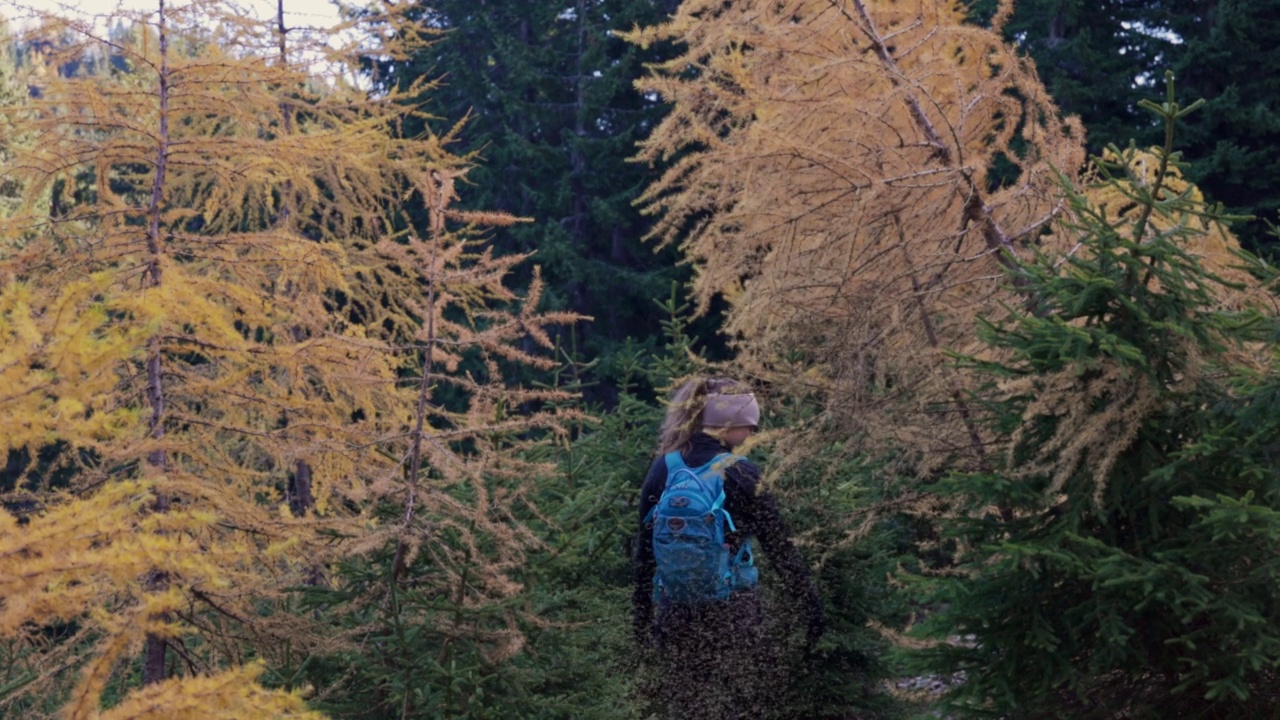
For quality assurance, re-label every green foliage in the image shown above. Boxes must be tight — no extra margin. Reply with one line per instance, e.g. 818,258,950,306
292,539,526,719
1167,0,1280,253
288,297,694,718
369,0,691,394
910,79,1280,719
969,0,1163,151
288,288,919,718
976,0,1280,252
757,445,913,720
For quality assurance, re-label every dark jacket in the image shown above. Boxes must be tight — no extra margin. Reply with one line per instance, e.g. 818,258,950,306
631,433,825,644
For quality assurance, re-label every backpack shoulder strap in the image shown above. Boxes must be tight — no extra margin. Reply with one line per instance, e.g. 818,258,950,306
645,452,684,525
662,451,686,477
657,451,727,512
663,450,744,479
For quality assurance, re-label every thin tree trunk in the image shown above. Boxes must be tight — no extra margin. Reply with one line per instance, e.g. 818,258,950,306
899,222,1013,520
836,0,1020,265
570,0,588,242
142,0,172,686
274,1,325,594
834,0,1050,316
276,0,295,159
896,223,994,477
389,174,445,585
288,460,314,517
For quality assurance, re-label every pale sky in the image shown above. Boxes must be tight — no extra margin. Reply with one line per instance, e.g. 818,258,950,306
4,0,345,30
4,0,366,79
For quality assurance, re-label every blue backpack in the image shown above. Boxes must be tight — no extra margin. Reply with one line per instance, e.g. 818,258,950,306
645,451,759,604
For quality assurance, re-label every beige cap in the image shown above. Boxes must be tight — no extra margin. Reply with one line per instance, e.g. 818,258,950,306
702,393,760,428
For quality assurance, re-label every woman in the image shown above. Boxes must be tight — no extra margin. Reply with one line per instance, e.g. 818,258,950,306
632,377,826,719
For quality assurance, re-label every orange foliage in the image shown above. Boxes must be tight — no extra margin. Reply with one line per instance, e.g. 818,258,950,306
0,1,578,716
627,0,1085,473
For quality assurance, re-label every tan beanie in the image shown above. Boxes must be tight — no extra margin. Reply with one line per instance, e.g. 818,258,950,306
702,393,760,428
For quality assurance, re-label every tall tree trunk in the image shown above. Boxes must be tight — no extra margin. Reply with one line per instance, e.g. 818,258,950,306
570,0,588,243
274,2,323,595
141,0,172,687
288,460,314,517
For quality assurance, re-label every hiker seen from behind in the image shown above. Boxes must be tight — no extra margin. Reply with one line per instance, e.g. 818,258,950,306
632,377,826,719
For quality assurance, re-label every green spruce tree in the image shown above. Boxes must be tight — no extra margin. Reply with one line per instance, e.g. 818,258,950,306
977,0,1280,253
1166,0,1280,253
912,77,1280,719
369,0,689,395
969,0,1165,152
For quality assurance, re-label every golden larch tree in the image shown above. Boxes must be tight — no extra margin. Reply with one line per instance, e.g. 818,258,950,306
627,0,1086,474
0,0,577,715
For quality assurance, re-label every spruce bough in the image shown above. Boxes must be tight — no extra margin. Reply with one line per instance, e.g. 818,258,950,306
913,75,1280,719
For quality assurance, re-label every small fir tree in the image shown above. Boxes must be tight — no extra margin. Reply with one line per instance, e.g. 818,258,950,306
292,292,696,719
911,76,1280,719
